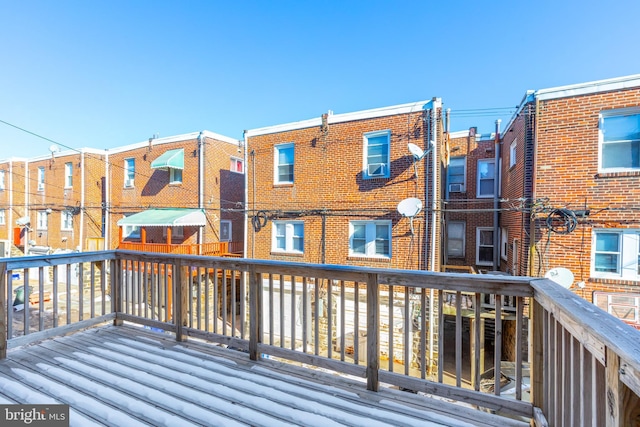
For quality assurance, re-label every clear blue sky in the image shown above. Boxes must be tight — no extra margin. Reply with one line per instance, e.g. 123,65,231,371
1,0,639,159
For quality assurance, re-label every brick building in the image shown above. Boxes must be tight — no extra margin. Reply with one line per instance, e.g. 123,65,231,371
0,158,27,257
442,129,499,272
106,131,245,252
499,74,640,327
244,99,444,271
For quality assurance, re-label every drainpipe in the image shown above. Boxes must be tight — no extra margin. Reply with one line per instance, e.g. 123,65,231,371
243,131,250,259
198,132,205,248
493,120,501,271
9,160,13,244
105,151,110,249
24,159,29,254
80,151,85,251
430,98,441,273
528,97,540,276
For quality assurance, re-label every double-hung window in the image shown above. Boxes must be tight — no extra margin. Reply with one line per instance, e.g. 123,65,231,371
447,221,465,258
600,109,640,171
364,130,390,179
476,227,494,266
169,168,182,184
124,158,135,187
593,229,640,280
447,157,466,194
509,140,517,168
349,221,391,258
37,211,48,230
64,162,73,188
275,143,294,184
0,170,5,190
272,221,304,253
477,159,495,198
38,167,45,191
231,157,244,174
61,211,73,230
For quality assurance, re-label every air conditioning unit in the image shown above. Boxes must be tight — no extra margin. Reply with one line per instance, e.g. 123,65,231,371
449,183,465,193
368,163,386,177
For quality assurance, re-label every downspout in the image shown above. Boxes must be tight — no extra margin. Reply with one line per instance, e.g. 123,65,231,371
243,131,250,259
24,160,29,254
528,97,540,276
493,120,501,271
105,151,110,249
8,160,13,244
430,98,441,273
80,151,85,251
198,132,205,249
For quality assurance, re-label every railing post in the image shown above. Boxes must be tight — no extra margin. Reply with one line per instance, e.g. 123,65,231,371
366,273,379,392
112,258,123,326
0,261,7,359
174,260,188,342
605,347,637,427
249,267,262,361
531,298,544,414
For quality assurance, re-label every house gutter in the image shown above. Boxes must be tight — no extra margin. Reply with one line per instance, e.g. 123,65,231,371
493,120,501,271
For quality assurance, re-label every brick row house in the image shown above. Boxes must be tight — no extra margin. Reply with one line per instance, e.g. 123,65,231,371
244,99,444,271
497,74,640,328
0,158,27,257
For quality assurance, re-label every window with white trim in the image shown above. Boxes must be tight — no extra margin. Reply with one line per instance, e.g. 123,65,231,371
349,221,391,258
169,168,182,184
594,292,640,328
447,157,466,194
231,157,244,174
364,130,390,179
37,211,48,230
274,143,294,184
124,158,135,187
512,238,520,275
592,229,640,280
272,220,304,253
64,162,73,188
599,109,640,171
501,228,508,260
477,159,495,198
38,167,45,191
0,170,5,190
446,221,465,258
509,140,517,168
220,220,232,242
476,227,494,266
61,211,73,230
0,209,5,225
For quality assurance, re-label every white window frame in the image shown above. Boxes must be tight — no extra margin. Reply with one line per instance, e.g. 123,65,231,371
0,170,4,190
64,162,73,188
476,227,494,266
220,220,232,242
0,209,5,225
509,140,517,168
124,158,135,188
274,143,294,184
349,220,392,258
163,226,184,240
446,221,465,258
169,168,182,184
501,228,508,260
272,220,304,254
477,159,495,198
37,211,48,230
363,130,390,179
230,157,244,174
447,156,466,195
599,108,640,173
38,167,45,191
61,211,73,231
592,229,640,280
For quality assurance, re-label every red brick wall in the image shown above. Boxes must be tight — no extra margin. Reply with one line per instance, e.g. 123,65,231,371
246,110,441,270
0,160,27,243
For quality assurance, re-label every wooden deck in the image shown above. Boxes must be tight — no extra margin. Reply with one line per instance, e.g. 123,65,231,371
0,324,527,427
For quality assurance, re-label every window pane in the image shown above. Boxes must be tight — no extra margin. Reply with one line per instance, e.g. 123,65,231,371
375,239,389,255
448,240,463,257
602,141,640,169
603,114,640,141
278,147,293,164
449,223,464,239
596,233,619,252
480,230,493,246
479,247,493,262
478,161,495,179
352,238,366,254
479,179,494,195
595,253,619,272
353,224,365,239
279,165,293,182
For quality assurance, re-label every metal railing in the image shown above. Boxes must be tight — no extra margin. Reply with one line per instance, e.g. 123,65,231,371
1,251,639,426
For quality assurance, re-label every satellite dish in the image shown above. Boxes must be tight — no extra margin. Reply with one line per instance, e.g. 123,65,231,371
545,267,574,289
397,197,422,235
408,143,425,160
49,144,60,153
16,216,31,226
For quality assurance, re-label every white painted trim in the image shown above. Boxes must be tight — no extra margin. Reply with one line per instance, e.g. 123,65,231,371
106,130,240,154
536,74,640,101
245,100,433,137
363,130,391,179
448,130,470,139
348,220,392,259
274,143,294,184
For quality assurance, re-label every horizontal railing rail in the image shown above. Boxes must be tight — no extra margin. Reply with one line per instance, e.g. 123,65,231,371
2,251,639,426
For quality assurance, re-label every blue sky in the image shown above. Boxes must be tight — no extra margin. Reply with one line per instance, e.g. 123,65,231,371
1,0,639,159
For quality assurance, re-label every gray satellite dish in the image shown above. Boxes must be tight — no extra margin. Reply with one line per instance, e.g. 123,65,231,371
397,197,422,235
49,144,60,153
545,267,574,289
16,216,31,226
408,143,426,160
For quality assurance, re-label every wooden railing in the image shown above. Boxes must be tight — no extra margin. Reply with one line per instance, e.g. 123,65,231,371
1,251,639,426
118,241,243,256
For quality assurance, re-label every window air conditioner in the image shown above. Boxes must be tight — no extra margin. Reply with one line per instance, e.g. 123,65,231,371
449,183,464,193
368,163,386,177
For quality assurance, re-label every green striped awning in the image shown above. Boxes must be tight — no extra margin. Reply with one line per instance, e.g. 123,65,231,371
117,209,205,227
150,149,184,170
